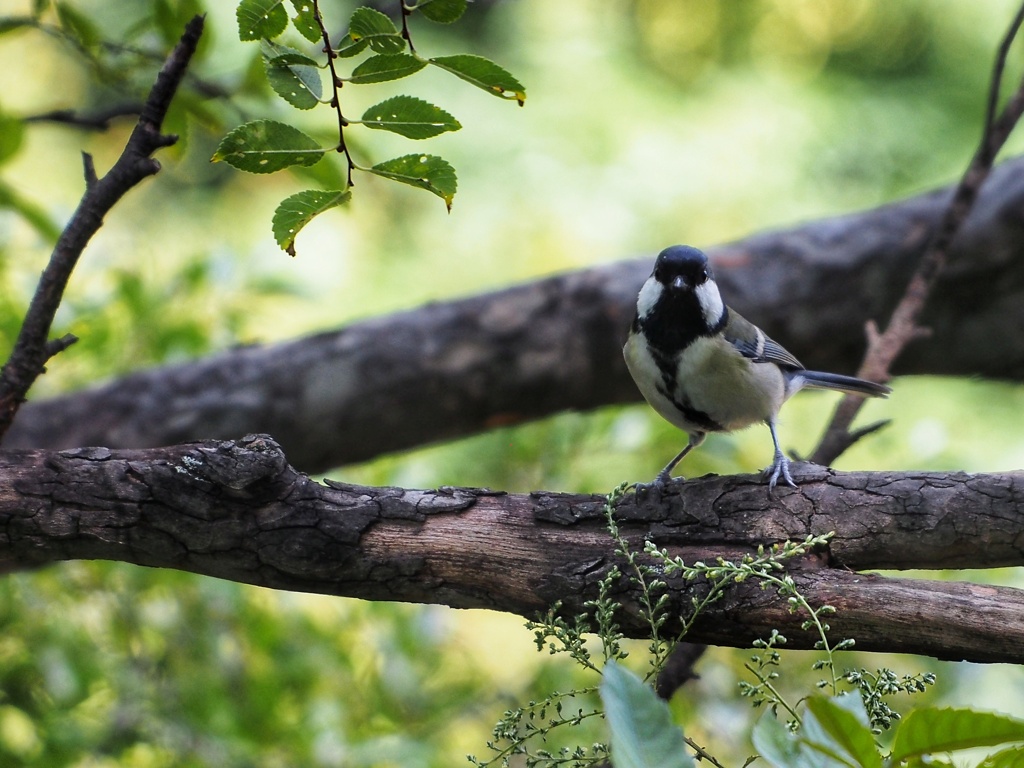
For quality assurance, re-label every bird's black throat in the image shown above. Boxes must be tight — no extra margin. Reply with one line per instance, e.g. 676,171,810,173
632,294,727,433
635,290,725,356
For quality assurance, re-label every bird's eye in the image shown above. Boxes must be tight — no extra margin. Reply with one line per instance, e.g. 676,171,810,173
698,268,708,283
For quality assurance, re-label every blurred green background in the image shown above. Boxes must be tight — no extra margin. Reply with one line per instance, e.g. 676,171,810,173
2,0,1024,765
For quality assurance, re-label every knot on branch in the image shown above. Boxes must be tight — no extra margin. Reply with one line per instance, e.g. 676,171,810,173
188,434,291,491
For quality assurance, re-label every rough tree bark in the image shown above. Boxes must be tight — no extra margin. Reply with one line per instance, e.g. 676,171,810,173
4,435,1023,664
7,156,1024,471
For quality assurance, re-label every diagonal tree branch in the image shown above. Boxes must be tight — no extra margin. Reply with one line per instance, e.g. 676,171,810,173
0,15,205,443
2,435,1023,664
810,1,1024,465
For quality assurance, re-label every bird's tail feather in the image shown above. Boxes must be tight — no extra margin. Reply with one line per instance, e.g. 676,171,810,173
800,370,891,398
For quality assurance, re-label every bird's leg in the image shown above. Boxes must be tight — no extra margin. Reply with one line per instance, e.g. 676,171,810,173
763,418,796,491
637,432,706,499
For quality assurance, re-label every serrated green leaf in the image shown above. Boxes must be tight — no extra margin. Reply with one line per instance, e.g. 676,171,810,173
237,0,288,42
415,0,467,24
600,661,694,768
349,53,426,84
977,745,1024,768
272,189,350,255
366,154,457,209
262,42,322,109
288,0,320,42
890,709,1024,764
348,6,404,53
359,96,460,139
429,54,526,104
803,696,882,768
334,32,368,58
212,120,324,173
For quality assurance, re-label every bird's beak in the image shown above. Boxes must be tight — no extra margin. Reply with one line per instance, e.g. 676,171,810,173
671,275,688,291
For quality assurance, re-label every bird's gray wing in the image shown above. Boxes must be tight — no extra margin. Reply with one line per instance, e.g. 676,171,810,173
723,309,804,369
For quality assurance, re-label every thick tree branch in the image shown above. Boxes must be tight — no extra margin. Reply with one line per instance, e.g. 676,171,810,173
0,15,204,441
2,435,1023,663
7,155,1024,470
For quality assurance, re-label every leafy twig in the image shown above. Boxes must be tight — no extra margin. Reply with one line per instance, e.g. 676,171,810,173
810,0,1024,466
399,1,416,53
0,15,204,441
311,0,355,187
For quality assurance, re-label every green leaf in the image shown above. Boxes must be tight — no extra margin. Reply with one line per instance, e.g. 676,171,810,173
890,709,1024,764
237,0,288,42
272,189,350,256
366,154,457,209
600,661,694,768
977,745,1024,768
153,0,205,47
334,32,368,58
415,0,467,24
429,54,526,104
0,111,24,166
212,120,324,173
348,7,405,53
803,696,882,768
288,0,320,43
753,713,814,768
0,179,61,243
359,96,460,139
56,2,100,48
349,53,426,84
0,18,33,35
262,42,322,109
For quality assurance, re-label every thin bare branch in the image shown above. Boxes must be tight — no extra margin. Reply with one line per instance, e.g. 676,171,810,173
23,103,144,131
0,15,205,442
811,1,1024,466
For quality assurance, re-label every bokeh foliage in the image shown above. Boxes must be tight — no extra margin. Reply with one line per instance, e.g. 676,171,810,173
2,0,1024,765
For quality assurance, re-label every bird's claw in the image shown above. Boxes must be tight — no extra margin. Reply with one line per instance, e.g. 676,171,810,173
763,453,796,493
634,471,672,501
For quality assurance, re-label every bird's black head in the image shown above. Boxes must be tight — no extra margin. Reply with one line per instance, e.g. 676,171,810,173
633,245,726,347
653,245,713,292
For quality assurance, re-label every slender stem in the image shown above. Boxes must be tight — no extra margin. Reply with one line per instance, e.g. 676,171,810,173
400,2,416,54
312,0,355,187
743,663,803,724
685,737,728,768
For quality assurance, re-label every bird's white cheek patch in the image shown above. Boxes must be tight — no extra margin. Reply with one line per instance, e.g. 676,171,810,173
695,281,724,327
636,278,663,319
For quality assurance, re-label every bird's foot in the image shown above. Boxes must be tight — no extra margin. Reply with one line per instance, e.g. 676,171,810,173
634,470,673,501
763,452,796,493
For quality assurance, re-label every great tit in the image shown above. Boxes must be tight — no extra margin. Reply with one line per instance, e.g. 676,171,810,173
623,244,891,491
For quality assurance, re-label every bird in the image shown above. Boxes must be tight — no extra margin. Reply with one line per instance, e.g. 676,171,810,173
623,244,890,492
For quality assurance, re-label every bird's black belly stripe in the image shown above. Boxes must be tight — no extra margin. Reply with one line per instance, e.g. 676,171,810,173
649,347,724,432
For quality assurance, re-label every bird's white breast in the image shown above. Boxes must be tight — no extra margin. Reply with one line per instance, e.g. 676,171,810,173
675,338,786,431
623,332,699,433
